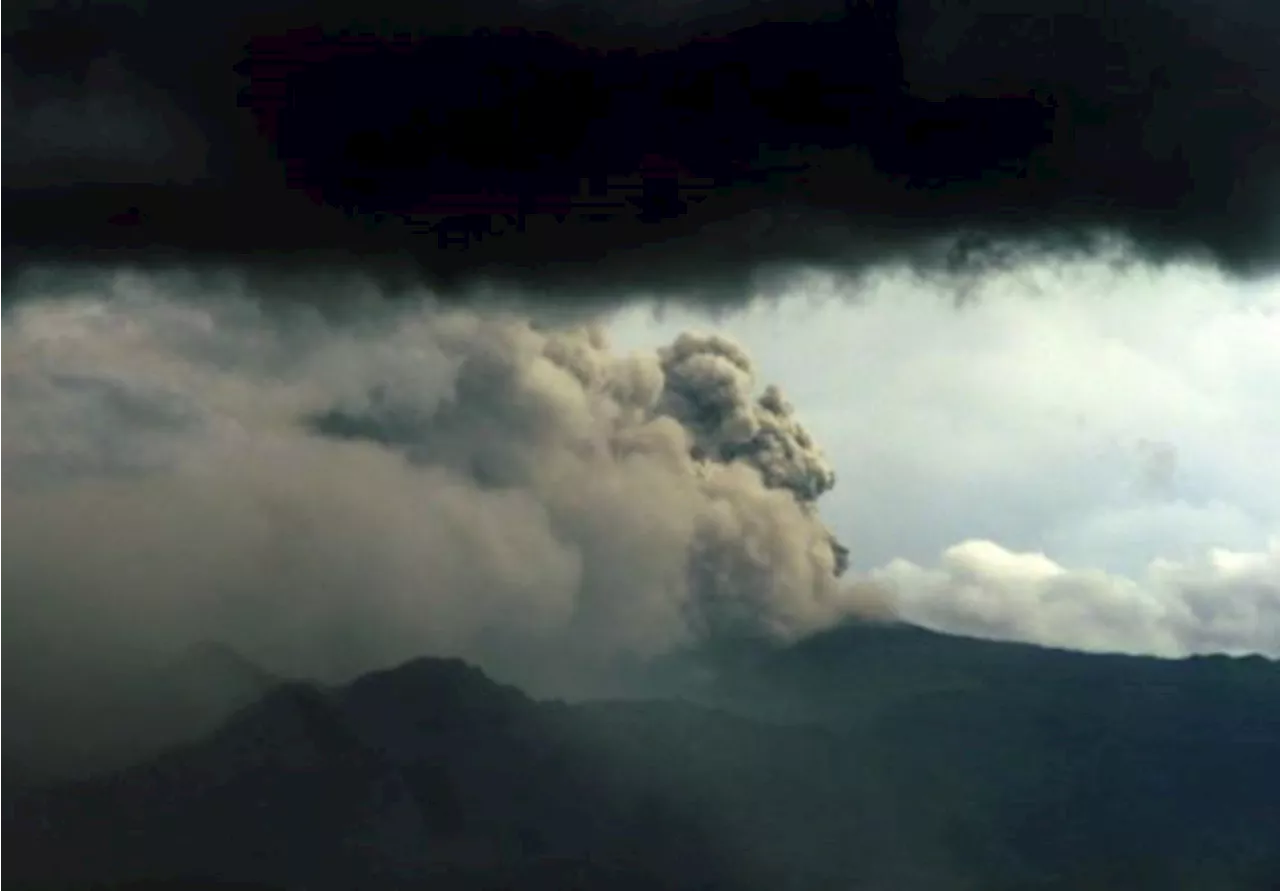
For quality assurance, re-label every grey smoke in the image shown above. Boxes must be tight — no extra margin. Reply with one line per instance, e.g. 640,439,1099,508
2,269,864,710
657,333,850,576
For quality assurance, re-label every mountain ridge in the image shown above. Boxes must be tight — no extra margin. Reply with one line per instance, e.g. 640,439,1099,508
7,622,1280,890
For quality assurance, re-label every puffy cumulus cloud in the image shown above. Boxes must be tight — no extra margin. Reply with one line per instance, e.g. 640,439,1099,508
872,539,1280,658
2,269,863,707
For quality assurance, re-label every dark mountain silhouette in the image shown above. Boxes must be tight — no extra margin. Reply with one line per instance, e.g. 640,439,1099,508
7,624,1280,890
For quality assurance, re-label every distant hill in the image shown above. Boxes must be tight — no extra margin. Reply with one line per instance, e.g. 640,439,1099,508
4,640,281,789
7,623,1279,890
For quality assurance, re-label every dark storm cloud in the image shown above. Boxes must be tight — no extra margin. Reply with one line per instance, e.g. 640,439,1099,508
4,0,1279,301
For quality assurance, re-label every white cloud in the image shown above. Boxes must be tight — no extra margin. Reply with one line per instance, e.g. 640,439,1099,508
872,538,1280,658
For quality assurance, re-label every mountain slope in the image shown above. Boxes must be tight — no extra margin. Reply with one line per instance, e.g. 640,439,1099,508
701,623,1280,889
7,626,1280,890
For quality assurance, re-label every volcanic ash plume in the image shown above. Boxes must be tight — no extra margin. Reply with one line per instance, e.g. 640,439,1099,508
2,272,864,699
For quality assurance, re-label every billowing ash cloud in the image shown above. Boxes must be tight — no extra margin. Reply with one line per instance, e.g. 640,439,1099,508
656,333,849,574
874,539,1280,658
2,270,865,710
5,0,1279,298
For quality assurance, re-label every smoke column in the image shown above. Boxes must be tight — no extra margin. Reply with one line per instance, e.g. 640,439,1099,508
2,269,872,752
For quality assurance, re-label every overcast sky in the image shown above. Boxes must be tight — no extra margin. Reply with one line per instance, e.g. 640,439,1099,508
611,254,1280,656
